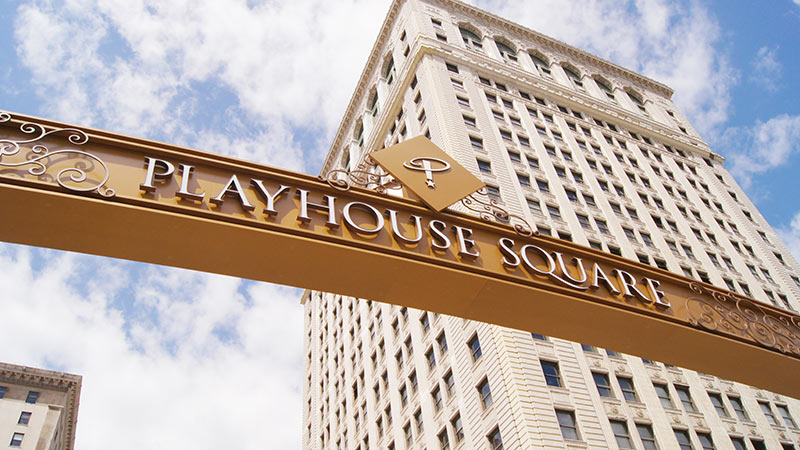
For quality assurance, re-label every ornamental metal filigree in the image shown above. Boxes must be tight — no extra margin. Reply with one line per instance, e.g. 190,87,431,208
687,282,800,357
0,113,115,197
461,186,536,237
320,156,401,195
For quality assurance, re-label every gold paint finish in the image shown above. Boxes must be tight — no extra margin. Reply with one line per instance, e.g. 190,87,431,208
370,136,484,211
0,113,798,397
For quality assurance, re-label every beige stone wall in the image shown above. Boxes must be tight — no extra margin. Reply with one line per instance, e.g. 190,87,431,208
303,0,800,449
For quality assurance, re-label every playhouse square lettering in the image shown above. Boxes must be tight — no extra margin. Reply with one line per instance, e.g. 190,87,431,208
141,156,670,309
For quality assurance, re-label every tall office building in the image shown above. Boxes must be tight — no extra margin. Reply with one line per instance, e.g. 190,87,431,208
302,0,800,448
0,362,81,450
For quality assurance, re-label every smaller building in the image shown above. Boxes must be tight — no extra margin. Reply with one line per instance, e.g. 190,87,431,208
0,362,81,450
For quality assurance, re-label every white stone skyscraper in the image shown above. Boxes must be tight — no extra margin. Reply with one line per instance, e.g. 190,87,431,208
302,0,800,448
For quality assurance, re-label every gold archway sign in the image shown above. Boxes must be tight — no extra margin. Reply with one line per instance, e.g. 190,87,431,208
1,112,798,397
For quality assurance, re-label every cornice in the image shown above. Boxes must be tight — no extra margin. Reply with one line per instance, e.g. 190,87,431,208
433,0,674,98
323,0,683,174
0,364,82,450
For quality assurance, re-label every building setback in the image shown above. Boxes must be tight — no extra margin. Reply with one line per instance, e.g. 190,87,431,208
0,362,81,450
302,0,800,449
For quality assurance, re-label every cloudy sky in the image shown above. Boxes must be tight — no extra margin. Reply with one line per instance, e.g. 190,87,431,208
1,0,799,448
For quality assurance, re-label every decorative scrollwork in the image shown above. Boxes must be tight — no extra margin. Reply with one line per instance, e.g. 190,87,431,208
319,157,401,195
461,187,536,237
0,113,114,197
687,282,800,357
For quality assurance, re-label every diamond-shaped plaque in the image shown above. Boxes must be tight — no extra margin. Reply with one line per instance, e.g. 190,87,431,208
369,136,484,212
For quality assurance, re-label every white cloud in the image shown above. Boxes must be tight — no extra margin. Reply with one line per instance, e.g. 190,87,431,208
471,0,736,140
777,211,800,263
751,46,782,92
0,243,304,450
13,0,391,152
725,114,800,188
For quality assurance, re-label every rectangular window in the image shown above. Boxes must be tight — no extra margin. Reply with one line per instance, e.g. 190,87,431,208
10,433,24,448
18,412,31,425
709,393,729,418
469,135,483,150
0,386,6,398
444,370,455,397
541,361,562,387
697,432,715,450
468,334,482,361
508,150,521,163
617,376,638,402
636,424,657,450
776,404,797,428
547,205,561,221
432,386,443,411
463,114,476,127
488,427,504,450
425,348,436,370
457,96,470,108
451,413,464,442
593,372,613,397
676,386,696,412
728,395,749,421
437,332,448,354
556,410,579,440
527,199,542,215
674,429,692,450
537,179,550,193
477,159,492,174
26,391,39,404
486,185,501,201
611,420,633,449
760,402,779,425
654,383,674,408
478,378,493,408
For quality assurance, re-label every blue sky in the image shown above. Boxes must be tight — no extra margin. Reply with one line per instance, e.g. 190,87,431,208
1,1,799,448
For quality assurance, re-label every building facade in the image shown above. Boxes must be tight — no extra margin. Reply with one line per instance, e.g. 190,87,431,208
0,363,81,450
302,0,800,448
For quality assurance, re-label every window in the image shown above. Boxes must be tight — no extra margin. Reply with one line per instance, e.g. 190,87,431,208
409,370,418,393
477,159,491,174
468,334,482,361
10,433,24,448
596,78,616,102
731,437,747,450
478,378,493,408
537,179,550,193
463,114,476,128
676,386,696,412
426,347,437,370
432,386,443,411
776,404,797,428
556,409,580,440
0,386,5,398
707,392,729,418
460,27,483,50
697,432,715,450
654,383,674,408
541,361,562,387
611,420,633,449
496,41,517,63
617,376,638,402
527,198,542,215
18,412,31,425
488,427,504,450
438,428,450,450
564,66,584,91
451,413,464,442
508,150,521,163
446,63,459,74
444,371,455,397
674,429,693,450
530,53,552,78
577,214,591,229
547,204,562,221
750,439,767,450
384,58,396,85
581,343,598,353
457,96,471,108
760,402,779,425
593,372,613,397
636,424,657,450
486,185,501,201
596,219,609,235
26,391,39,404
727,396,749,421
403,422,413,445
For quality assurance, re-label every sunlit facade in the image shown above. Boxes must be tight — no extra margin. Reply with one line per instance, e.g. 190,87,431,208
302,0,800,448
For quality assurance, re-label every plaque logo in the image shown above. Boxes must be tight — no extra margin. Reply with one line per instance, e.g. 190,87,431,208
402,157,451,189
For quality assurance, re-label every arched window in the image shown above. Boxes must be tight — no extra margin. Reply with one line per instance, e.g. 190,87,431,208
563,65,584,92
594,77,617,103
495,40,518,63
460,27,483,51
367,88,379,117
354,121,364,147
383,57,396,85
529,52,552,78
626,89,649,116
